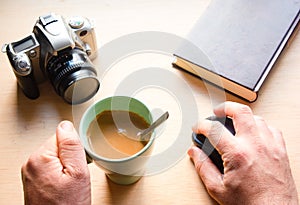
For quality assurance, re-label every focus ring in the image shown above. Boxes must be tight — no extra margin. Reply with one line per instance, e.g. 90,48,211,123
45,48,99,104
47,49,87,92
53,61,84,90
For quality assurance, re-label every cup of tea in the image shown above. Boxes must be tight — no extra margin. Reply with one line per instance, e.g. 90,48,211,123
79,96,155,185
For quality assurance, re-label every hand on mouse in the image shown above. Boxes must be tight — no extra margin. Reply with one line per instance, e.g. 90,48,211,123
188,101,298,205
21,121,91,205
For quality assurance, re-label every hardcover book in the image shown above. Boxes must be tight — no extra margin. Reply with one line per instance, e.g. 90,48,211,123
173,0,300,102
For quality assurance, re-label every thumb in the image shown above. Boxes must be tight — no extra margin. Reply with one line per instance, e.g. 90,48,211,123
188,146,224,197
56,121,88,178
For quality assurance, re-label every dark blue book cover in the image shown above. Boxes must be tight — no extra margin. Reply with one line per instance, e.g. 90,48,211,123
174,0,300,102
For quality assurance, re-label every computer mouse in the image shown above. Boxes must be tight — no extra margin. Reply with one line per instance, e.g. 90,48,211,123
192,116,235,174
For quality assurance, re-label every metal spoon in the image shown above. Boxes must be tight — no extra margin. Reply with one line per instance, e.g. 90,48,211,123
118,111,169,141
138,111,169,141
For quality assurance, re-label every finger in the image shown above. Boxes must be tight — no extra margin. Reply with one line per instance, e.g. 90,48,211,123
56,121,89,179
253,116,286,148
22,134,60,177
193,119,235,155
214,102,257,135
253,115,273,140
268,126,285,146
188,146,224,196
268,125,288,157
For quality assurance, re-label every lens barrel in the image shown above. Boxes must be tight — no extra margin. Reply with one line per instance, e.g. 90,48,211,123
47,48,100,104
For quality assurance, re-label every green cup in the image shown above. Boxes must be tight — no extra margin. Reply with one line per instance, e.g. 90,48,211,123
79,96,154,185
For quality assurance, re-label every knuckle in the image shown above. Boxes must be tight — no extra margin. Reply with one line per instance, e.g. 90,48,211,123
237,104,253,115
195,163,202,175
22,155,38,172
65,166,90,180
60,137,81,147
254,115,265,122
271,126,283,136
207,121,223,139
21,156,39,182
206,183,222,196
194,157,205,174
273,147,286,159
59,138,84,155
224,148,250,171
270,142,288,161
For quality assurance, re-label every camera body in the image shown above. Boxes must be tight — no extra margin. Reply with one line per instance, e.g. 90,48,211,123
2,13,100,104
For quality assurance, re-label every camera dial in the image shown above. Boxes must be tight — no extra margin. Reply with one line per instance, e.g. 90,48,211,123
68,16,85,29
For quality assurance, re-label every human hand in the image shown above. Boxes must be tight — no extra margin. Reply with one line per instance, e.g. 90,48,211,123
21,121,91,205
188,102,298,205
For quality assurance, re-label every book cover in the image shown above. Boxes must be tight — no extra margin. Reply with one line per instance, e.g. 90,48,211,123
173,0,300,102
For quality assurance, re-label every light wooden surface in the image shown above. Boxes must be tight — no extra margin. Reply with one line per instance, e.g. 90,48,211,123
1,1,300,204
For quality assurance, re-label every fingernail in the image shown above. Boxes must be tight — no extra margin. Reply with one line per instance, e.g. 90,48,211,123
187,147,194,158
60,121,74,132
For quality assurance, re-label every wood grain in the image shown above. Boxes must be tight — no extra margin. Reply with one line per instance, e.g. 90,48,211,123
0,1,299,204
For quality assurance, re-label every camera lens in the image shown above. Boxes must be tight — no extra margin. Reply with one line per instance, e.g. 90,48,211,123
47,48,100,104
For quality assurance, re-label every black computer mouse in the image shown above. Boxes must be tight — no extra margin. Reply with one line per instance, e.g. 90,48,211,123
192,116,235,174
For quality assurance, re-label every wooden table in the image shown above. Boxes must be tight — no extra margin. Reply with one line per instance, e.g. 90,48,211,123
0,1,300,204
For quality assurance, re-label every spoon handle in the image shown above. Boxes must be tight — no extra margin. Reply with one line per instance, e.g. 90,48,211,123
139,111,169,141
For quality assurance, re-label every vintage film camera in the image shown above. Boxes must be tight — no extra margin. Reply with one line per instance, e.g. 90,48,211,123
2,13,100,104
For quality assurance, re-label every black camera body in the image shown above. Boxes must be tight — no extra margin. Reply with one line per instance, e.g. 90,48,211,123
2,13,100,104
